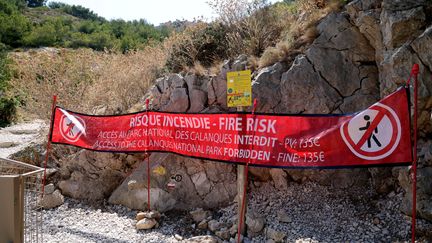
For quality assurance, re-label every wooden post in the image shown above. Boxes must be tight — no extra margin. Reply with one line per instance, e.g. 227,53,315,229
237,106,247,238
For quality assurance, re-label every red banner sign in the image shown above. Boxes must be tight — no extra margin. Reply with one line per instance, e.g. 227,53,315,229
51,87,412,168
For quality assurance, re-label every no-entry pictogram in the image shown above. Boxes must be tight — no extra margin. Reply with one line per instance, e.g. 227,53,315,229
340,103,401,160
59,110,86,143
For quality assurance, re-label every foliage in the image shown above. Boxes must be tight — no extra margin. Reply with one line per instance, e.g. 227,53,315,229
0,0,169,52
48,1,104,21
166,22,228,72
0,49,17,126
23,17,70,47
0,0,31,47
26,0,45,8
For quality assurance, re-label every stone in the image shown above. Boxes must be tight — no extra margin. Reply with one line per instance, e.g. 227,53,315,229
191,172,212,197
382,0,429,12
276,210,291,223
400,167,432,221
266,228,286,242
411,26,432,72
0,141,17,148
183,235,218,243
373,217,380,225
251,62,286,113
380,43,432,134
174,234,183,241
248,167,271,181
229,224,238,236
208,219,221,232
203,182,235,208
216,228,230,240
188,89,207,113
269,169,288,190
136,212,146,221
138,210,161,220
190,208,210,223
246,212,265,233
136,218,157,230
40,189,64,209
164,88,189,112
198,220,208,229
275,55,341,114
44,183,55,194
109,153,237,211
58,150,126,201
381,6,426,48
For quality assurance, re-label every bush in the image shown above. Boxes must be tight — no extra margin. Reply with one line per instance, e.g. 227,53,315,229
49,1,104,21
24,17,71,47
0,0,31,47
0,97,18,127
0,50,17,126
208,0,282,57
26,0,46,8
165,22,228,72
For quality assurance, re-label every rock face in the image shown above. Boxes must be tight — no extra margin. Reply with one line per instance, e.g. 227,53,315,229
347,0,432,221
58,150,137,200
108,153,237,212
53,0,432,222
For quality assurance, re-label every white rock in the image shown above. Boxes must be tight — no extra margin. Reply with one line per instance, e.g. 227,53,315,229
40,190,64,209
136,218,157,230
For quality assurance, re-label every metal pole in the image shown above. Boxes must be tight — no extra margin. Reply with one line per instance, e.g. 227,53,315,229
145,99,151,211
42,95,57,194
410,64,419,243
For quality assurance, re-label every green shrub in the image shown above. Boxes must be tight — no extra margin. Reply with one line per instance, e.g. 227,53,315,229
0,97,18,127
0,0,31,47
24,17,71,47
49,1,104,21
0,50,17,126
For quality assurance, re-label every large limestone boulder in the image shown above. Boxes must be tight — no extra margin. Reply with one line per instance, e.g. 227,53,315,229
109,153,237,211
58,150,135,200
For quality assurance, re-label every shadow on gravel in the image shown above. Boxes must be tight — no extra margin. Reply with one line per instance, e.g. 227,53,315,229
44,221,131,243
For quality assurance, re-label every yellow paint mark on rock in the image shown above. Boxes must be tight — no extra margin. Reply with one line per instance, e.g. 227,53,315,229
152,166,166,176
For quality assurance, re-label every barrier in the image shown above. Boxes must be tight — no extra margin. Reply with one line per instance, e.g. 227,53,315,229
0,158,44,243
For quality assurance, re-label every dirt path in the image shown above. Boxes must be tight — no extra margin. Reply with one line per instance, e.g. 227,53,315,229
0,120,47,158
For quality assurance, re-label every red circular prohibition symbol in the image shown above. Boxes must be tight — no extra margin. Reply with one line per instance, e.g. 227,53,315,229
59,113,86,143
340,103,401,160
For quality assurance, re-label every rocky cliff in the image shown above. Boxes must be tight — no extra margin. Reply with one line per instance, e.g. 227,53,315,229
55,0,432,222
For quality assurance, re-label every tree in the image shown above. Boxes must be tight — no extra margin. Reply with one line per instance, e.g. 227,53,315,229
27,0,46,7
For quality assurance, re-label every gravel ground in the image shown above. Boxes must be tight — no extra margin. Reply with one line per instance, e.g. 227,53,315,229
42,181,432,243
43,198,183,243
0,120,46,158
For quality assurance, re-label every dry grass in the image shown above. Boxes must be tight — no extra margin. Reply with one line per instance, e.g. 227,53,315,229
209,0,284,57
258,0,343,68
8,45,167,120
184,62,208,77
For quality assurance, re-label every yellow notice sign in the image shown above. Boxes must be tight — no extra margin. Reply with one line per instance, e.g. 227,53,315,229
227,70,252,107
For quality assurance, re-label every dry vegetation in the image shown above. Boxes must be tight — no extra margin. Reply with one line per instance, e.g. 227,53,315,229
6,0,345,121
257,0,344,68
8,44,168,119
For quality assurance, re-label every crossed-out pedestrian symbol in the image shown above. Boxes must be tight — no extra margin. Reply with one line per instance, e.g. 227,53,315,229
358,115,381,148
340,103,401,160
59,111,86,143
